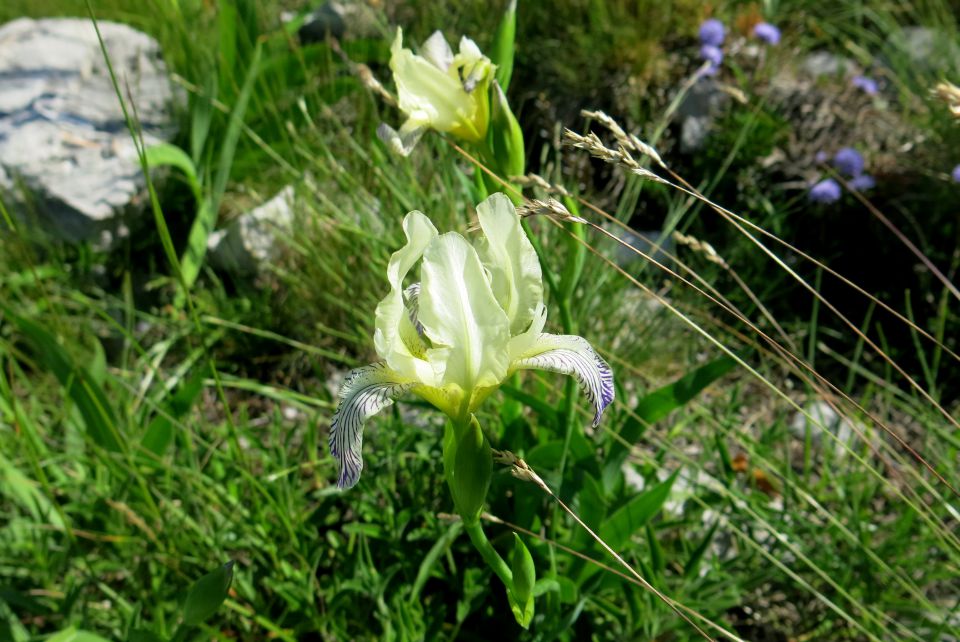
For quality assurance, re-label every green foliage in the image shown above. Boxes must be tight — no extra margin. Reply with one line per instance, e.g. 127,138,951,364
182,561,235,626
509,534,536,628
491,0,517,91
445,417,494,526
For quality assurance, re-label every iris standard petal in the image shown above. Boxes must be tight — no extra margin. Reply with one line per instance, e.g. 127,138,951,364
390,28,475,134
374,211,438,384
474,193,543,335
329,363,416,489
512,333,615,426
419,232,512,393
421,30,454,71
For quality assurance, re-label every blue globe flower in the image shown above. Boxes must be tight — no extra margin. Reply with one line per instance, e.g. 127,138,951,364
833,147,865,178
809,178,842,203
753,22,781,45
699,19,725,47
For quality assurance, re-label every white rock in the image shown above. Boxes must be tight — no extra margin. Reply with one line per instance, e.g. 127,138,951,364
207,186,296,275
0,18,176,247
789,400,856,452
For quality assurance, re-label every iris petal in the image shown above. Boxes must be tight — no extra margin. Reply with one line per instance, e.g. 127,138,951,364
512,334,615,426
419,232,511,393
474,193,544,335
421,30,454,71
374,211,438,384
390,28,475,134
329,364,416,489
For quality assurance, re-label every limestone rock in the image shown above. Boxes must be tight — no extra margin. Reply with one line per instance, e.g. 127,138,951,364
0,17,176,247
207,186,296,276
678,78,729,152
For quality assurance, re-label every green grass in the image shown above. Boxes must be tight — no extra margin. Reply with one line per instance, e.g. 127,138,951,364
2,0,960,639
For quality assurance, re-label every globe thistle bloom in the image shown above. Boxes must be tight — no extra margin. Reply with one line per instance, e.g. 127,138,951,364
849,174,876,191
753,22,781,45
329,194,615,488
699,19,725,47
378,28,495,156
852,75,879,95
833,147,865,178
952,164,960,183
809,178,842,203
699,44,724,67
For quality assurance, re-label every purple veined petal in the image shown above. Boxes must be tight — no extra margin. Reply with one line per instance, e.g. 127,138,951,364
951,164,960,183
809,178,842,203
329,363,416,489
699,44,724,66
833,147,865,178
403,282,424,336
512,334,615,427
699,18,725,47
849,173,876,191
852,75,879,95
753,22,781,45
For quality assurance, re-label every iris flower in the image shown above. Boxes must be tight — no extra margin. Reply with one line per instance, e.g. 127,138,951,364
378,28,495,156
329,194,615,488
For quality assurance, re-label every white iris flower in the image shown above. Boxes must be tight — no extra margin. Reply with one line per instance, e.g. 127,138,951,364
330,194,615,488
378,28,494,156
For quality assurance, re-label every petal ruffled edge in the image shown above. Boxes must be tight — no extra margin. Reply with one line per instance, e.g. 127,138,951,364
329,363,416,489
512,334,615,427
474,193,543,335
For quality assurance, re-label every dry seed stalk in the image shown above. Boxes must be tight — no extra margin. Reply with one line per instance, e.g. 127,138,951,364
512,173,572,197
933,81,960,118
580,109,666,168
563,129,667,184
673,231,729,269
517,198,587,225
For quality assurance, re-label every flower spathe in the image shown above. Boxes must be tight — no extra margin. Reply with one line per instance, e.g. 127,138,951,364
378,28,495,156
329,194,615,488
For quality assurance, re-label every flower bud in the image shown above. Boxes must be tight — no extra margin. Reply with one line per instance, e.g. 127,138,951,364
445,416,492,525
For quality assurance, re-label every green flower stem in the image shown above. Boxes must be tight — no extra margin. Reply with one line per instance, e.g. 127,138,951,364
445,414,513,589
463,519,514,588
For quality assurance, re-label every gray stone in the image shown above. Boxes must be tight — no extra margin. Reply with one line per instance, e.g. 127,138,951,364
611,227,674,267
282,1,380,44
0,17,176,247
801,51,852,78
789,400,857,451
678,78,729,152
207,185,296,276
883,26,960,74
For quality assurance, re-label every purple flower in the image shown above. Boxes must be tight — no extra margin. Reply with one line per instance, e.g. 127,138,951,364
849,174,876,191
952,164,960,183
852,75,879,95
699,19,725,47
833,147,865,177
809,178,842,203
815,151,829,164
753,22,781,45
699,44,724,67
